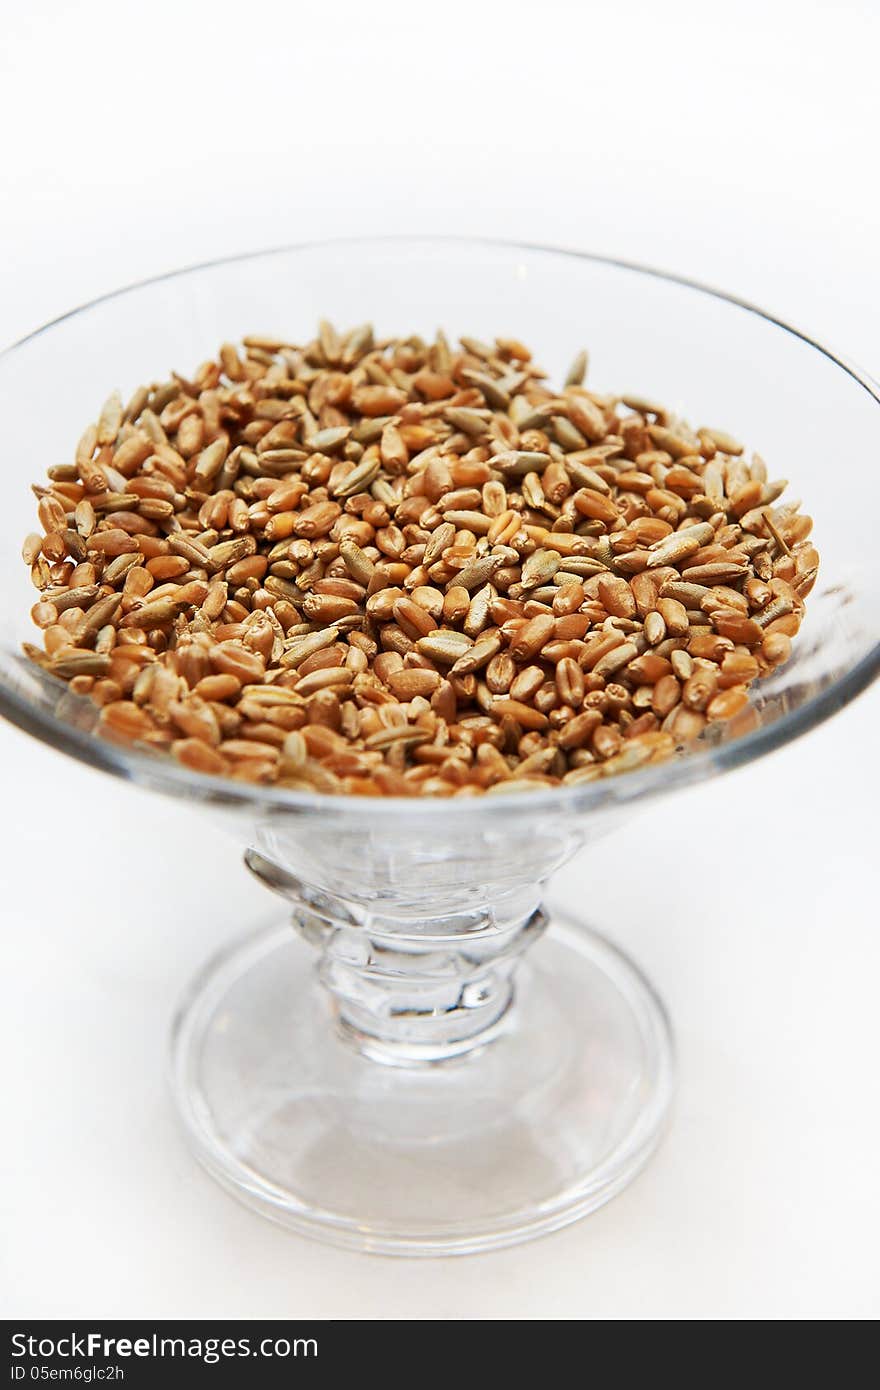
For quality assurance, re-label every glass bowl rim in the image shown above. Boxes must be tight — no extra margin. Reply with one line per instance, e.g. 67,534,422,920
1,233,877,821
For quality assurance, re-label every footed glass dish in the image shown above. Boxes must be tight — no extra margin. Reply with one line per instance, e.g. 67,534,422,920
1,238,877,1255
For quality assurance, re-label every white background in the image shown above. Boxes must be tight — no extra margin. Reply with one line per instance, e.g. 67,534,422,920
1,0,878,1320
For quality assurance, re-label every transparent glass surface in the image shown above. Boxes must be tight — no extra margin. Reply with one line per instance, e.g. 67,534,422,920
1,239,877,1254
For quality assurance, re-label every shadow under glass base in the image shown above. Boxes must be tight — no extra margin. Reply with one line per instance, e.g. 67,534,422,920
170,915,674,1256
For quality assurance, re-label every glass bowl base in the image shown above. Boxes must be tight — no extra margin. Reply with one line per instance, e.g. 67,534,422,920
170,915,674,1256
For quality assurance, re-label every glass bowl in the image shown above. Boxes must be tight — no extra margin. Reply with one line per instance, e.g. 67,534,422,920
1,238,877,1256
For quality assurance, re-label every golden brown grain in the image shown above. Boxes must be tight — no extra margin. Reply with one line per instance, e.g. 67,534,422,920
22,323,818,794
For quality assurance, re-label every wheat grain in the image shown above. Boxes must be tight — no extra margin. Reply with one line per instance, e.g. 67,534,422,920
23,324,818,794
